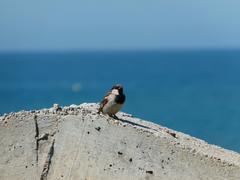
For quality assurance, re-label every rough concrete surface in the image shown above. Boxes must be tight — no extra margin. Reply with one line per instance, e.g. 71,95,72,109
0,103,240,180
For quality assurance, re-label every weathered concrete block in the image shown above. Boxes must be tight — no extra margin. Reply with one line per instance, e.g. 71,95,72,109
0,103,240,180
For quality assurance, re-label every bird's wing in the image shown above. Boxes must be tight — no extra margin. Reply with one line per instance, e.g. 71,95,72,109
98,92,111,113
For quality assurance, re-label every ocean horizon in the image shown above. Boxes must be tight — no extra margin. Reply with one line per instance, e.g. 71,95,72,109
0,50,240,152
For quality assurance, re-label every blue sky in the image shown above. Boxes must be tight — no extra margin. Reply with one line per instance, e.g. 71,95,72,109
0,0,240,51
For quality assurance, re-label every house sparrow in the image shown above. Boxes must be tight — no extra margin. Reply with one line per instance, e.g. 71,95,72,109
98,84,126,119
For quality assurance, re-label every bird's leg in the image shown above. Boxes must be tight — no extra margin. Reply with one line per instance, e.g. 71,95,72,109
111,114,119,120
97,108,102,114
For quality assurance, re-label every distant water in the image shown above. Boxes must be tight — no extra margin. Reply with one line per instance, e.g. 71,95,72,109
1,50,240,152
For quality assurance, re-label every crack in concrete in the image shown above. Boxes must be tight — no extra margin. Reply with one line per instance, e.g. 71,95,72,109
40,139,55,180
34,115,39,163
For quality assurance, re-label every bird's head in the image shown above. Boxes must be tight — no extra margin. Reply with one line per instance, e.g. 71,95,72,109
111,84,124,94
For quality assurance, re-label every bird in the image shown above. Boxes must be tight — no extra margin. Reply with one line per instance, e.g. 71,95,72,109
98,84,126,119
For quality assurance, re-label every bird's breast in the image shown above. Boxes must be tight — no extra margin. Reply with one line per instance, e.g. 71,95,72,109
102,98,123,115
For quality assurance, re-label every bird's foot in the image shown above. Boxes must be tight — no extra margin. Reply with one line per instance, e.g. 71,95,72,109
110,114,119,120
97,109,102,114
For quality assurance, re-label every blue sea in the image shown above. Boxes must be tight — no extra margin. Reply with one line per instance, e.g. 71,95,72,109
1,50,240,152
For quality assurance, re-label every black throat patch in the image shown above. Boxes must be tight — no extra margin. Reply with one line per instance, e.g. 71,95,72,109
115,94,126,104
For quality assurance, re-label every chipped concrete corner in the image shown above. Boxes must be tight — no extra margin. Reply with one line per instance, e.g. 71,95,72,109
0,103,240,180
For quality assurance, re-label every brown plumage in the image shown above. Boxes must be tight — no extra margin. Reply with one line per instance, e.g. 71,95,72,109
98,92,110,113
